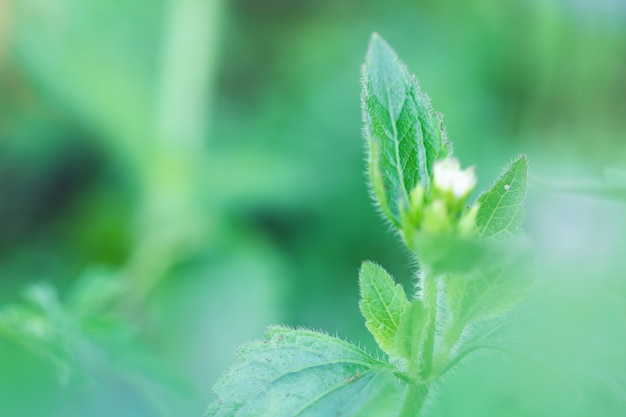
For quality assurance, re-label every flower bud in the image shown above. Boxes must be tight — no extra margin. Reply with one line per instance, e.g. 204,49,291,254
457,204,479,237
421,199,451,234
433,158,477,200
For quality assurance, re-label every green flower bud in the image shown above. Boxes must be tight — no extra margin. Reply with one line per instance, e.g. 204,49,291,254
457,204,479,237
422,199,451,235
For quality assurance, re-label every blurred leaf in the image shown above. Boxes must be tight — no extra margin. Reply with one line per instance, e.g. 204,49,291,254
358,261,408,357
443,238,535,327
362,33,449,227
67,268,125,317
530,165,626,202
476,156,528,240
603,167,626,184
415,233,489,276
10,0,161,159
0,283,73,383
412,233,535,376
414,233,535,328
0,270,132,380
207,326,410,417
392,300,427,364
0,282,62,345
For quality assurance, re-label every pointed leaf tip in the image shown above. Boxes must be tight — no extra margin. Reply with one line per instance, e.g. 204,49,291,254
359,262,409,357
369,32,381,43
207,326,410,417
361,34,450,228
476,155,528,240
367,32,391,54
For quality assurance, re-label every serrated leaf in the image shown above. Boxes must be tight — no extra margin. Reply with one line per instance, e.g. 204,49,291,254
206,326,410,417
358,262,409,356
362,33,449,226
476,156,528,240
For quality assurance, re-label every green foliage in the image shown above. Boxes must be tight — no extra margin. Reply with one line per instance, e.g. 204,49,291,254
206,326,410,417
358,261,409,357
392,300,427,369
3,2,626,416
0,269,129,381
476,156,528,240
207,33,534,416
362,33,449,227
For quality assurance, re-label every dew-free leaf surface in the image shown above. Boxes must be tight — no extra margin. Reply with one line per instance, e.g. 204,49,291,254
206,326,410,417
476,156,528,240
362,33,449,226
358,261,408,356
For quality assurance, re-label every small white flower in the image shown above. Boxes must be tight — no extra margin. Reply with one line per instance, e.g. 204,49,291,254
433,158,477,198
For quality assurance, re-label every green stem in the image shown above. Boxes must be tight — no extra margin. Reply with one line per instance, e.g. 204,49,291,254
399,384,429,417
127,0,223,304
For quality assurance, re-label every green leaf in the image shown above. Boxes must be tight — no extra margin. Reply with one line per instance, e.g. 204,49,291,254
442,238,534,332
476,156,528,240
410,236,535,374
415,233,489,276
392,300,427,364
358,262,409,356
206,326,411,417
362,33,449,227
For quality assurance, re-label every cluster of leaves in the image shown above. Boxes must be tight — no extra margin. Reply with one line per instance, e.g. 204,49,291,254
0,269,203,417
0,269,130,383
206,34,533,417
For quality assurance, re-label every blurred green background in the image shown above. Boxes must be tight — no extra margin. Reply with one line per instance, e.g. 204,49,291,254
1,0,625,416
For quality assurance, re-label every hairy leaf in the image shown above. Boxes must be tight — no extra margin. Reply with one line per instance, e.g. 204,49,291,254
392,300,427,364
206,326,410,417
359,262,409,356
362,33,449,226
476,156,528,240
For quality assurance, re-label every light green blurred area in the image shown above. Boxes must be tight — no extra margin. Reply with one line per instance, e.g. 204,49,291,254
0,0,625,416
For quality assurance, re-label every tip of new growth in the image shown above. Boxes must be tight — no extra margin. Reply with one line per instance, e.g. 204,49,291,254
366,32,395,61
369,32,385,46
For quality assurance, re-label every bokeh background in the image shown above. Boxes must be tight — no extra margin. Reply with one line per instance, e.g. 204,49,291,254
1,0,625,416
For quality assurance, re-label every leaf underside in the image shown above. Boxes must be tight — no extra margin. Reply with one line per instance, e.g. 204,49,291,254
206,326,409,417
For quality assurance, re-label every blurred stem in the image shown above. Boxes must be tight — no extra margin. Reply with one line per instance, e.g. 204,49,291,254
156,0,221,153
126,0,223,303
399,384,428,417
0,0,8,64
